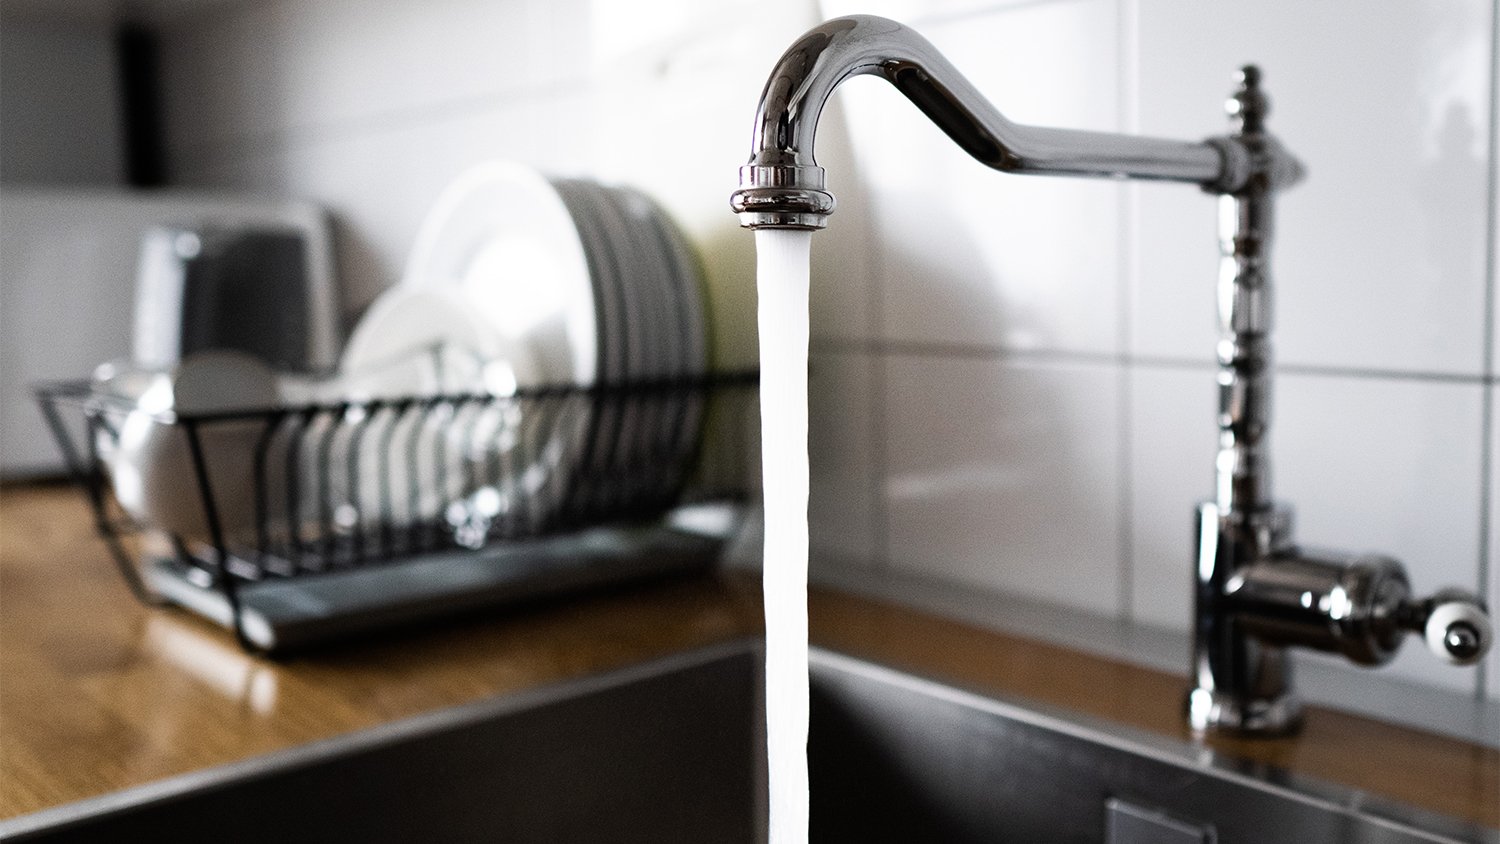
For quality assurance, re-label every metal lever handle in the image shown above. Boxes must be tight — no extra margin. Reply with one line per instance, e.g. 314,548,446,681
1400,589,1493,666
1231,554,1493,667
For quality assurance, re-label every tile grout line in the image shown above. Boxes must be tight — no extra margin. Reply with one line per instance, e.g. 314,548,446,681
810,338,1129,366
808,338,1497,384
1270,363,1489,385
1474,0,1500,701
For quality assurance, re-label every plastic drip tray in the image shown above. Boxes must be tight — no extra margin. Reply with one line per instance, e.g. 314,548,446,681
148,508,737,652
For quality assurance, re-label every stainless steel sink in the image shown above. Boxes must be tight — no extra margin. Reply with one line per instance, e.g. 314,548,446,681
2,640,1492,843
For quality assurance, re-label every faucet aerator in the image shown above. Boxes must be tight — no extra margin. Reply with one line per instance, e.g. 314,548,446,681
731,165,836,230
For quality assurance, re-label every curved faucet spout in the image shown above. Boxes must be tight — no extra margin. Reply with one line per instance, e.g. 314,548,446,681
729,14,1301,229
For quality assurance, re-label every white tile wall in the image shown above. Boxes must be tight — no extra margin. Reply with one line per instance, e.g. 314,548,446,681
1275,373,1486,692
160,0,591,163
808,351,879,569
884,356,1122,616
843,0,1124,354
1127,364,1215,631
157,0,1498,705
1132,0,1494,375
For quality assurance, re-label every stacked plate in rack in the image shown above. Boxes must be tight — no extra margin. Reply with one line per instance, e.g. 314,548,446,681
548,177,709,515
339,161,709,531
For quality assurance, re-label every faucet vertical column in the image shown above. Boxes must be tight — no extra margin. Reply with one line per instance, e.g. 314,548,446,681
1188,67,1302,735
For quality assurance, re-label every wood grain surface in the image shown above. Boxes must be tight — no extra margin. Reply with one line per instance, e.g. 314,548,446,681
2,483,1495,829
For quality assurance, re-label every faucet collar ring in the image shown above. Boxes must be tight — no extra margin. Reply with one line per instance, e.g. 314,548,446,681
731,165,835,230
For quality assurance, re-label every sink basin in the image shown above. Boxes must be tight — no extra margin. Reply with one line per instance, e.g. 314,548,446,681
3,640,1492,843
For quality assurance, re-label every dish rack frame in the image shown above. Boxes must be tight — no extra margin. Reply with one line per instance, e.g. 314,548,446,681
35,372,758,652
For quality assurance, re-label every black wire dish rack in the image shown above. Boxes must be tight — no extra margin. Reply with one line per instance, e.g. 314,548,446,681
35,372,758,653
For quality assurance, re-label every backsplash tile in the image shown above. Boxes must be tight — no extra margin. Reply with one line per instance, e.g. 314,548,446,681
884,355,1122,616
1131,0,1493,375
161,0,593,161
1128,364,1216,631
809,351,880,570
1275,372,1485,692
843,0,1124,355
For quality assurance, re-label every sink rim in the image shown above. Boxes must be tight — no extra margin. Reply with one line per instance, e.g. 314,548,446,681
0,638,756,840
2,637,1493,842
812,645,1498,842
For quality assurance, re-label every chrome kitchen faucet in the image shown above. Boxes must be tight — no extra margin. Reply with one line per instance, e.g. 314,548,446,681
730,14,1494,736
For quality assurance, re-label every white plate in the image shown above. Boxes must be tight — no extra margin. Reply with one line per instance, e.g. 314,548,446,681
338,285,542,530
402,161,596,388
340,286,529,399
394,162,604,531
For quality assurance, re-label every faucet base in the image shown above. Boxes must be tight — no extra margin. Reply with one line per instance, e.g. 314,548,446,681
1186,687,1303,736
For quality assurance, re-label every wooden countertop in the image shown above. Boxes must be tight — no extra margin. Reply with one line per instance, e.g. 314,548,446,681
2,483,1495,829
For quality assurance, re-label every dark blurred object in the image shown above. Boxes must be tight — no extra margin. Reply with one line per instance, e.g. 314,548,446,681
116,23,166,188
135,226,318,372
